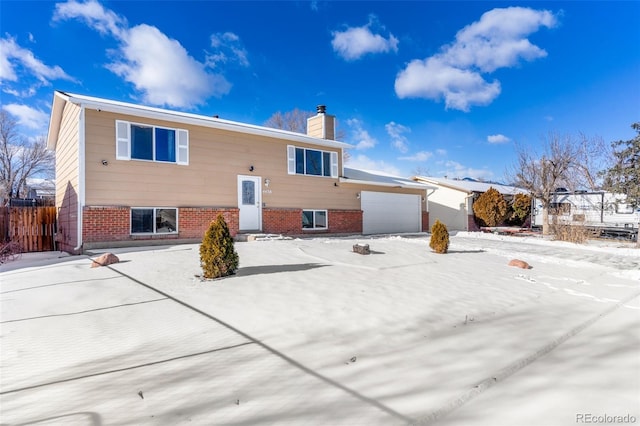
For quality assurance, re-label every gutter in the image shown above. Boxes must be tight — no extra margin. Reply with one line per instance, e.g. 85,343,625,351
74,105,86,252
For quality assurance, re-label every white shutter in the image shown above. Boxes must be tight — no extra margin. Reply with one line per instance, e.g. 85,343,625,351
287,145,296,174
176,129,189,165
115,120,130,160
331,151,339,178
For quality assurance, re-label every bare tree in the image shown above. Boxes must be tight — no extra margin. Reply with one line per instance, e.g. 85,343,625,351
0,111,55,201
573,132,612,191
264,109,313,133
508,132,583,235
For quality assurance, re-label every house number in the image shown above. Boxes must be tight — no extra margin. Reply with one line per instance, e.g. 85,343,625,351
262,189,272,194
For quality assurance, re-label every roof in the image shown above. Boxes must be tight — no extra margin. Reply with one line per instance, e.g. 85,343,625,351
342,168,436,190
412,176,525,195
47,91,353,151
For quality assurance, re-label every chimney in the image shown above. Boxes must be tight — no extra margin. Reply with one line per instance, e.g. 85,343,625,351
307,105,335,140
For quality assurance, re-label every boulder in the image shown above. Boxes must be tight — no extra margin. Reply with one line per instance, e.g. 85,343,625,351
508,259,531,269
353,243,370,255
91,252,120,268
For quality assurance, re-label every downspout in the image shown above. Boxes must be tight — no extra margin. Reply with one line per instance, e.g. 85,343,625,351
600,192,604,224
74,105,86,252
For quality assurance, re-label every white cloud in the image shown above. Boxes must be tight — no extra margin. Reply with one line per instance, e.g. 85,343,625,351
395,7,556,111
208,32,249,68
437,160,494,180
3,104,49,130
346,118,377,150
436,149,447,156
385,121,411,153
108,24,231,107
0,36,74,85
332,17,399,61
345,154,402,176
54,0,234,108
398,151,433,162
395,57,501,111
487,134,511,144
53,0,125,38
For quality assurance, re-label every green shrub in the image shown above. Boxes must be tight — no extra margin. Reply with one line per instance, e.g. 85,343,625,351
473,187,508,227
509,193,532,225
200,214,239,279
429,219,449,254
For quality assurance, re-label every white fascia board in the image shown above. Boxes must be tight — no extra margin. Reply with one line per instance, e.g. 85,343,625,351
64,93,353,150
339,177,437,190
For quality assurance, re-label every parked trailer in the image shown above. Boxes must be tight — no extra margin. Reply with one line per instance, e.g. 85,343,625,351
532,191,640,240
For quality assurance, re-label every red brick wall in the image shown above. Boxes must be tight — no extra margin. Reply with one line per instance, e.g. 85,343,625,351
468,214,481,231
83,206,130,243
263,208,302,234
422,211,430,232
179,208,239,238
329,209,362,233
262,208,363,234
82,206,239,245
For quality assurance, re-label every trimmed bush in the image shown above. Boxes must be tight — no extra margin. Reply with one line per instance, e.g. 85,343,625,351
509,193,532,225
429,219,449,254
473,187,508,227
200,214,239,279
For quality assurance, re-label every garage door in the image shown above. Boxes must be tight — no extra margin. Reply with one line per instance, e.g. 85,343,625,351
361,191,422,234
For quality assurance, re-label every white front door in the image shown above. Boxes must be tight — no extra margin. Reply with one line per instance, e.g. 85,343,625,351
238,175,262,231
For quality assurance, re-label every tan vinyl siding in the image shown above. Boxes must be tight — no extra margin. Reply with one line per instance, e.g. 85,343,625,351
84,111,345,208
307,113,335,140
82,110,426,214
55,102,81,248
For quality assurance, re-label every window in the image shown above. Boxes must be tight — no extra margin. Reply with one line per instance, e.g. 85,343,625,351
131,208,178,234
287,145,338,177
116,120,188,164
302,210,327,229
549,202,571,215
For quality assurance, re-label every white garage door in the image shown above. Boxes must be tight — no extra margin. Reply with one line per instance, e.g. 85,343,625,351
361,191,422,234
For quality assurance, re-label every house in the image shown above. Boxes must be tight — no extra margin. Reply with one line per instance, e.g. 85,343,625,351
412,176,525,231
25,178,56,203
47,91,433,253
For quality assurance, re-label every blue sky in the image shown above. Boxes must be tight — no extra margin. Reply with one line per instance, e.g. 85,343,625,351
1,1,639,181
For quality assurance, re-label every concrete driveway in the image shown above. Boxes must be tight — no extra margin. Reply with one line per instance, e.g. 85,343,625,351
1,236,639,426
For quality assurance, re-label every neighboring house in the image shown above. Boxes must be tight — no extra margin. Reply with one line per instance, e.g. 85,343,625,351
47,91,433,253
412,176,525,231
25,178,56,203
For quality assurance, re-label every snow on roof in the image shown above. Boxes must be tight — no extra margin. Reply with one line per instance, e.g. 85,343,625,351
413,176,526,195
48,91,353,151
342,168,435,189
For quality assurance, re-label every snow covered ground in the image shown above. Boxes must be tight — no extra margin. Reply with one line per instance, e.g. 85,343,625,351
1,232,638,425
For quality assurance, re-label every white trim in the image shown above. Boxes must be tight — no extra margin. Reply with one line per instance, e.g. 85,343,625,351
302,209,328,230
339,177,431,190
287,145,296,175
130,207,179,234
74,106,86,251
55,91,352,150
330,151,338,178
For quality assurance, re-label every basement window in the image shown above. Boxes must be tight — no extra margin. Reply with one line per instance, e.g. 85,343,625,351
131,208,178,234
302,210,327,230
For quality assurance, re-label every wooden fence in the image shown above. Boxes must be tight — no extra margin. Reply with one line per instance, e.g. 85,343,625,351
0,206,57,252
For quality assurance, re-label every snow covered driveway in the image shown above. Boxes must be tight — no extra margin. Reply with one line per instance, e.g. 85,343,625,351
1,233,638,425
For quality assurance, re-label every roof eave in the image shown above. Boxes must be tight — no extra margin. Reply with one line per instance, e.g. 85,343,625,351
63,93,353,150
340,177,436,190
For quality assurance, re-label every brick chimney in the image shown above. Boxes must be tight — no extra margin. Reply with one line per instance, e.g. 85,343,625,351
306,105,336,140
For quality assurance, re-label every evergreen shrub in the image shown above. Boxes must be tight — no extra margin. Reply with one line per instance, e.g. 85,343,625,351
429,219,449,254
200,214,239,279
473,187,508,227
